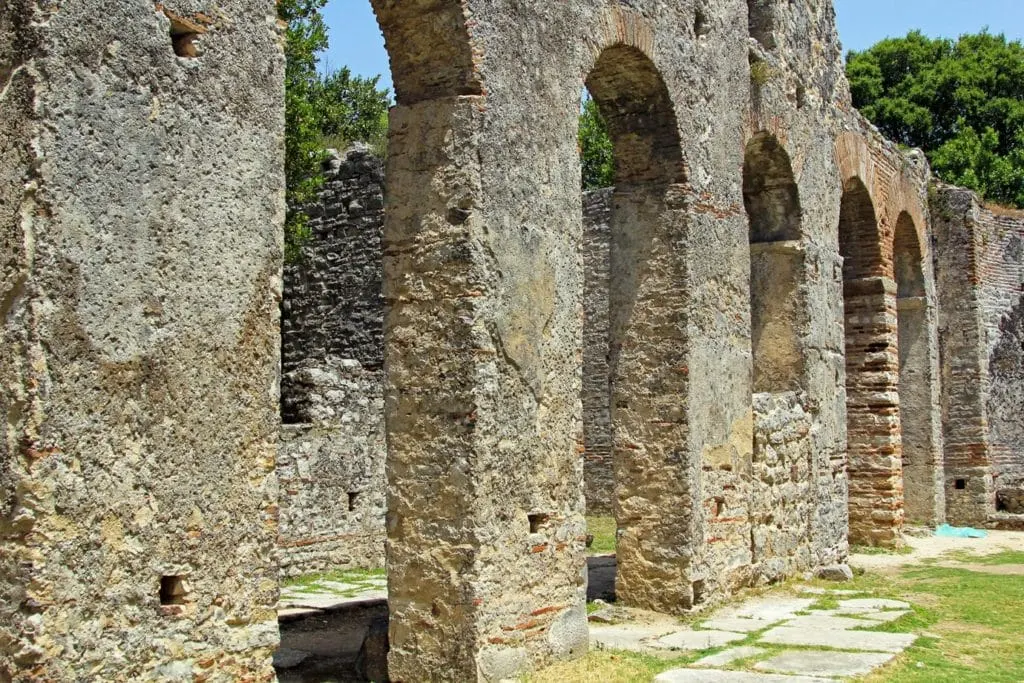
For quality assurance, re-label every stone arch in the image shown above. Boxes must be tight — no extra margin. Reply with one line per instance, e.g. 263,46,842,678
583,42,693,613
743,132,805,393
838,176,885,281
838,175,905,546
586,45,685,187
369,0,482,105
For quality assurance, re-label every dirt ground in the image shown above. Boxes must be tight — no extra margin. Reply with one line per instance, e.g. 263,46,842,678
850,529,1024,574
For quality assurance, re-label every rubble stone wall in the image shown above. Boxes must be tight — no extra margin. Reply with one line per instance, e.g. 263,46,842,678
933,187,1024,522
1,2,283,679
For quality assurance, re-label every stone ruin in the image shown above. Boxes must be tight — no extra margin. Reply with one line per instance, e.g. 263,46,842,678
2,0,1023,680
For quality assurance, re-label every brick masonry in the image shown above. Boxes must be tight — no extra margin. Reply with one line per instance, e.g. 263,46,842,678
932,186,1024,524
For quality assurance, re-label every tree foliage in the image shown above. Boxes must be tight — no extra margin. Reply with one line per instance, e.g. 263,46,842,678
280,0,330,259
317,67,390,154
847,31,1024,207
279,0,391,259
580,96,614,190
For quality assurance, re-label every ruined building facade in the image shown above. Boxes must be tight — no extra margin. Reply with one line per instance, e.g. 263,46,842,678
2,0,1023,681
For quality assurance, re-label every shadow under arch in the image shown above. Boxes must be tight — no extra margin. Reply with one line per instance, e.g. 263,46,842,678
892,211,940,524
838,176,905,546
743,132,806,394
369,0,482,105
584,44,696,613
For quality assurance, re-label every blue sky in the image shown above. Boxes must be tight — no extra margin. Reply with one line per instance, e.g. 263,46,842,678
322,0,1024,97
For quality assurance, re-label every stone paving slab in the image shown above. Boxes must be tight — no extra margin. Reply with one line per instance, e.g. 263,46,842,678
755,650,897,677
693,645,768,667
651,629,747,651
783,614,878,631
760,625,916,652
857,610,911,623
835,598,910,612
717,597,816,622
700,616,777,633
589,624,679,652
654,669,834,682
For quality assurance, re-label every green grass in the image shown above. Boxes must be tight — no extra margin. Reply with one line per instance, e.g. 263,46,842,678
281,567,386,598
943,549,1024,566
587,515,617,555
851,543,915,556
528,558,1024,682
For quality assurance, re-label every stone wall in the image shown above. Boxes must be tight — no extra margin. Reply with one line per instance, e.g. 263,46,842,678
933,187,1024,522
278,360,386,577
1,2,283,679
278,148,387,574
582,190,613,514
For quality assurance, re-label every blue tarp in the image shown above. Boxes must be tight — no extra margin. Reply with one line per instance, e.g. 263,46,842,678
935,524,988,539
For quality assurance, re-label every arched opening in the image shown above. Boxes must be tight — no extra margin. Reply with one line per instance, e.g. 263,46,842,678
743,132,805,394
893,212,937,524
582,45,693,613
275,3,524,681
748,0,776,49
838,177,905,546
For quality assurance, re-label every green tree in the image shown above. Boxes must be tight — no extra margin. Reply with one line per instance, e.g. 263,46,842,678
580,96,614,190
279,0,329,259
847,30,1024,207
316,67,390,155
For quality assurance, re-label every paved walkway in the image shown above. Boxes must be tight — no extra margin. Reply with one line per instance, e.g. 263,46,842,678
589,588,916,681
279,574,387,620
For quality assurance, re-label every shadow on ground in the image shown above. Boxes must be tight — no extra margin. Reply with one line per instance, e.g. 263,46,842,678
276,556,618,682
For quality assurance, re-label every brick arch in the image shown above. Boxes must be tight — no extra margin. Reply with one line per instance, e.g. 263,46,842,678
583,13,685,187
835,133,886,280
369,0,482,105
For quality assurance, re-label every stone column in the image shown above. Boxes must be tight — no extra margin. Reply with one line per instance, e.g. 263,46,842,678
897,296,944,525
1,2,283,679
610,186,697,613
844,276,905,545
383,98,588,682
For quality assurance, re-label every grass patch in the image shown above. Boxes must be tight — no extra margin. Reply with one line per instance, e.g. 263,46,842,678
943,549,1024,566
529,560,1024,681
281,567,386,598
586,515,617,555
851,543,915,555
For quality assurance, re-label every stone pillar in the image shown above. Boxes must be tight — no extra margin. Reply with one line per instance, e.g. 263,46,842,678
582,190,614,514
610,186,697,613
844,276,905,545
1,2,283,679
931,187,995,525
897,296,944,525
383,98,587,682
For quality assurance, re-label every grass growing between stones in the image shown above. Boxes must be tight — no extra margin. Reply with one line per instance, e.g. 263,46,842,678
526,552,1024,682
281,567,386,597
586,515,617,555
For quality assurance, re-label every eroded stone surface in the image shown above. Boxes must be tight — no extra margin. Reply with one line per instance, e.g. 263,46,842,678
694,646,768,667
759,625,916,652
755,650,897,677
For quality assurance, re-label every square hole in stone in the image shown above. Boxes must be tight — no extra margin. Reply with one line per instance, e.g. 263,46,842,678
160,575,186,605
528,513,550,534
348,491,359,512
955,479,967,490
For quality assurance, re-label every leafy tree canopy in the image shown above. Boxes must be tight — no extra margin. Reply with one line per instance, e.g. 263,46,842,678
278,0,390,259
847,30,1024,207
580,95,614,190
